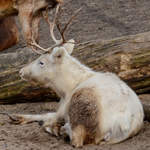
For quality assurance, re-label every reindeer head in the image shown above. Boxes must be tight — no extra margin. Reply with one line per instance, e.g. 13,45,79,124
20,39,75,88
20,6,82,96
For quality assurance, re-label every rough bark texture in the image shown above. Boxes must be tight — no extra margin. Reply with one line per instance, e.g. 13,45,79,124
0,17,19,51
139,95,150,122
0,31,150,104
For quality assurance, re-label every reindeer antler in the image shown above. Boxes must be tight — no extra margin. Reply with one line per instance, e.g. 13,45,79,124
29,4,60,54
56,7,82,45
43,4,63,45
30,4,81,54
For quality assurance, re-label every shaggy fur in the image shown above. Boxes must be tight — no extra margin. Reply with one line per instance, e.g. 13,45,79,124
69,88,100,145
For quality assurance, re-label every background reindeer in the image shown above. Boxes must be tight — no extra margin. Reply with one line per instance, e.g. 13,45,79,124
1,5,144,148
0,16,19,51
0,0,62,51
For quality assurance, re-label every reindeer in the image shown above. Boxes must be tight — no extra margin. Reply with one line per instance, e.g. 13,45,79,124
0,0,62,51
1,5,144,148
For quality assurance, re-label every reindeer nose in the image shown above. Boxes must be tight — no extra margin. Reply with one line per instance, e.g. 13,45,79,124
19,67,31,80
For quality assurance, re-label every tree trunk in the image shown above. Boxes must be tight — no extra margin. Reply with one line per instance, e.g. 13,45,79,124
0,31,150,104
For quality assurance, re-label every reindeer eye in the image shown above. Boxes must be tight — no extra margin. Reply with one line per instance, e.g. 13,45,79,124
39,61,44,66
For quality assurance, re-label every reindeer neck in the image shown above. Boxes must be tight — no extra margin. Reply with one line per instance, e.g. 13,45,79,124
52,59,95,99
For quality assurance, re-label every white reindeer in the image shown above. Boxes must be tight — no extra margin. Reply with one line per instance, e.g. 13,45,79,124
4,5,144,147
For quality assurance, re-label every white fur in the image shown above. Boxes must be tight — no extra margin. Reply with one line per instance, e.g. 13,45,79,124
19,40,144,144
74,72,144,143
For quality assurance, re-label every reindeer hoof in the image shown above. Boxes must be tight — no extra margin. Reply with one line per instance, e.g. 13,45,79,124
44,124,61,137
44,126,59,137
71,142,83,148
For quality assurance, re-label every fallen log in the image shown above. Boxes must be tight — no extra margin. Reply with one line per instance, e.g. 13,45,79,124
0,31,150,104
0,16,19,51
139,95,150,122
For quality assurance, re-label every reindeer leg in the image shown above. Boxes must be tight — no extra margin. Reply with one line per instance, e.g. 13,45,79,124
60,122,72,140
0,112,56,125
42,99,67,136
0,112,65,136
71,125,86,148
18,2,33,45
31,13,41,44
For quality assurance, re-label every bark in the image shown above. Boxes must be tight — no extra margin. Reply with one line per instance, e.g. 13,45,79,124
0,16,19,51
139,95,150,122
0,31,150,104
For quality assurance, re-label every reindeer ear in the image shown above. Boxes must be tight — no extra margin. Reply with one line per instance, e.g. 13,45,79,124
52,47,65,63
63,39,75,55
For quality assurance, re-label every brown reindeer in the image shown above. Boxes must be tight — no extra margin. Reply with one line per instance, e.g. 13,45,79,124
0,16,19,51
0,0,62,51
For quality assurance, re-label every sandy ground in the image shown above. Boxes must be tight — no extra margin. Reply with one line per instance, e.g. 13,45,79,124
0,101,150,150
1,0,150,150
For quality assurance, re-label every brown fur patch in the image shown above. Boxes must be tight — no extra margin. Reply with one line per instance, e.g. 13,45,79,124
0,0,17,19
0,0,13,11
69,88,101,144
0,16,19,51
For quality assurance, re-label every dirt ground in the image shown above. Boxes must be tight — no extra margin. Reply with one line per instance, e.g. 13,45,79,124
1,0,150,150
0,101,150,150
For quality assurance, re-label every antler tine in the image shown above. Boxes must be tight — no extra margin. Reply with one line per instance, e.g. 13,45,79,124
30,6,82,54
56,7,82,44
43,4,62,45
30,33,49,54
30,42,47,54
29,4,62,54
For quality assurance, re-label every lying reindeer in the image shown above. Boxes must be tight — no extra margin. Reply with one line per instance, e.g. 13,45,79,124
2,5,144,148
0,0,62,51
